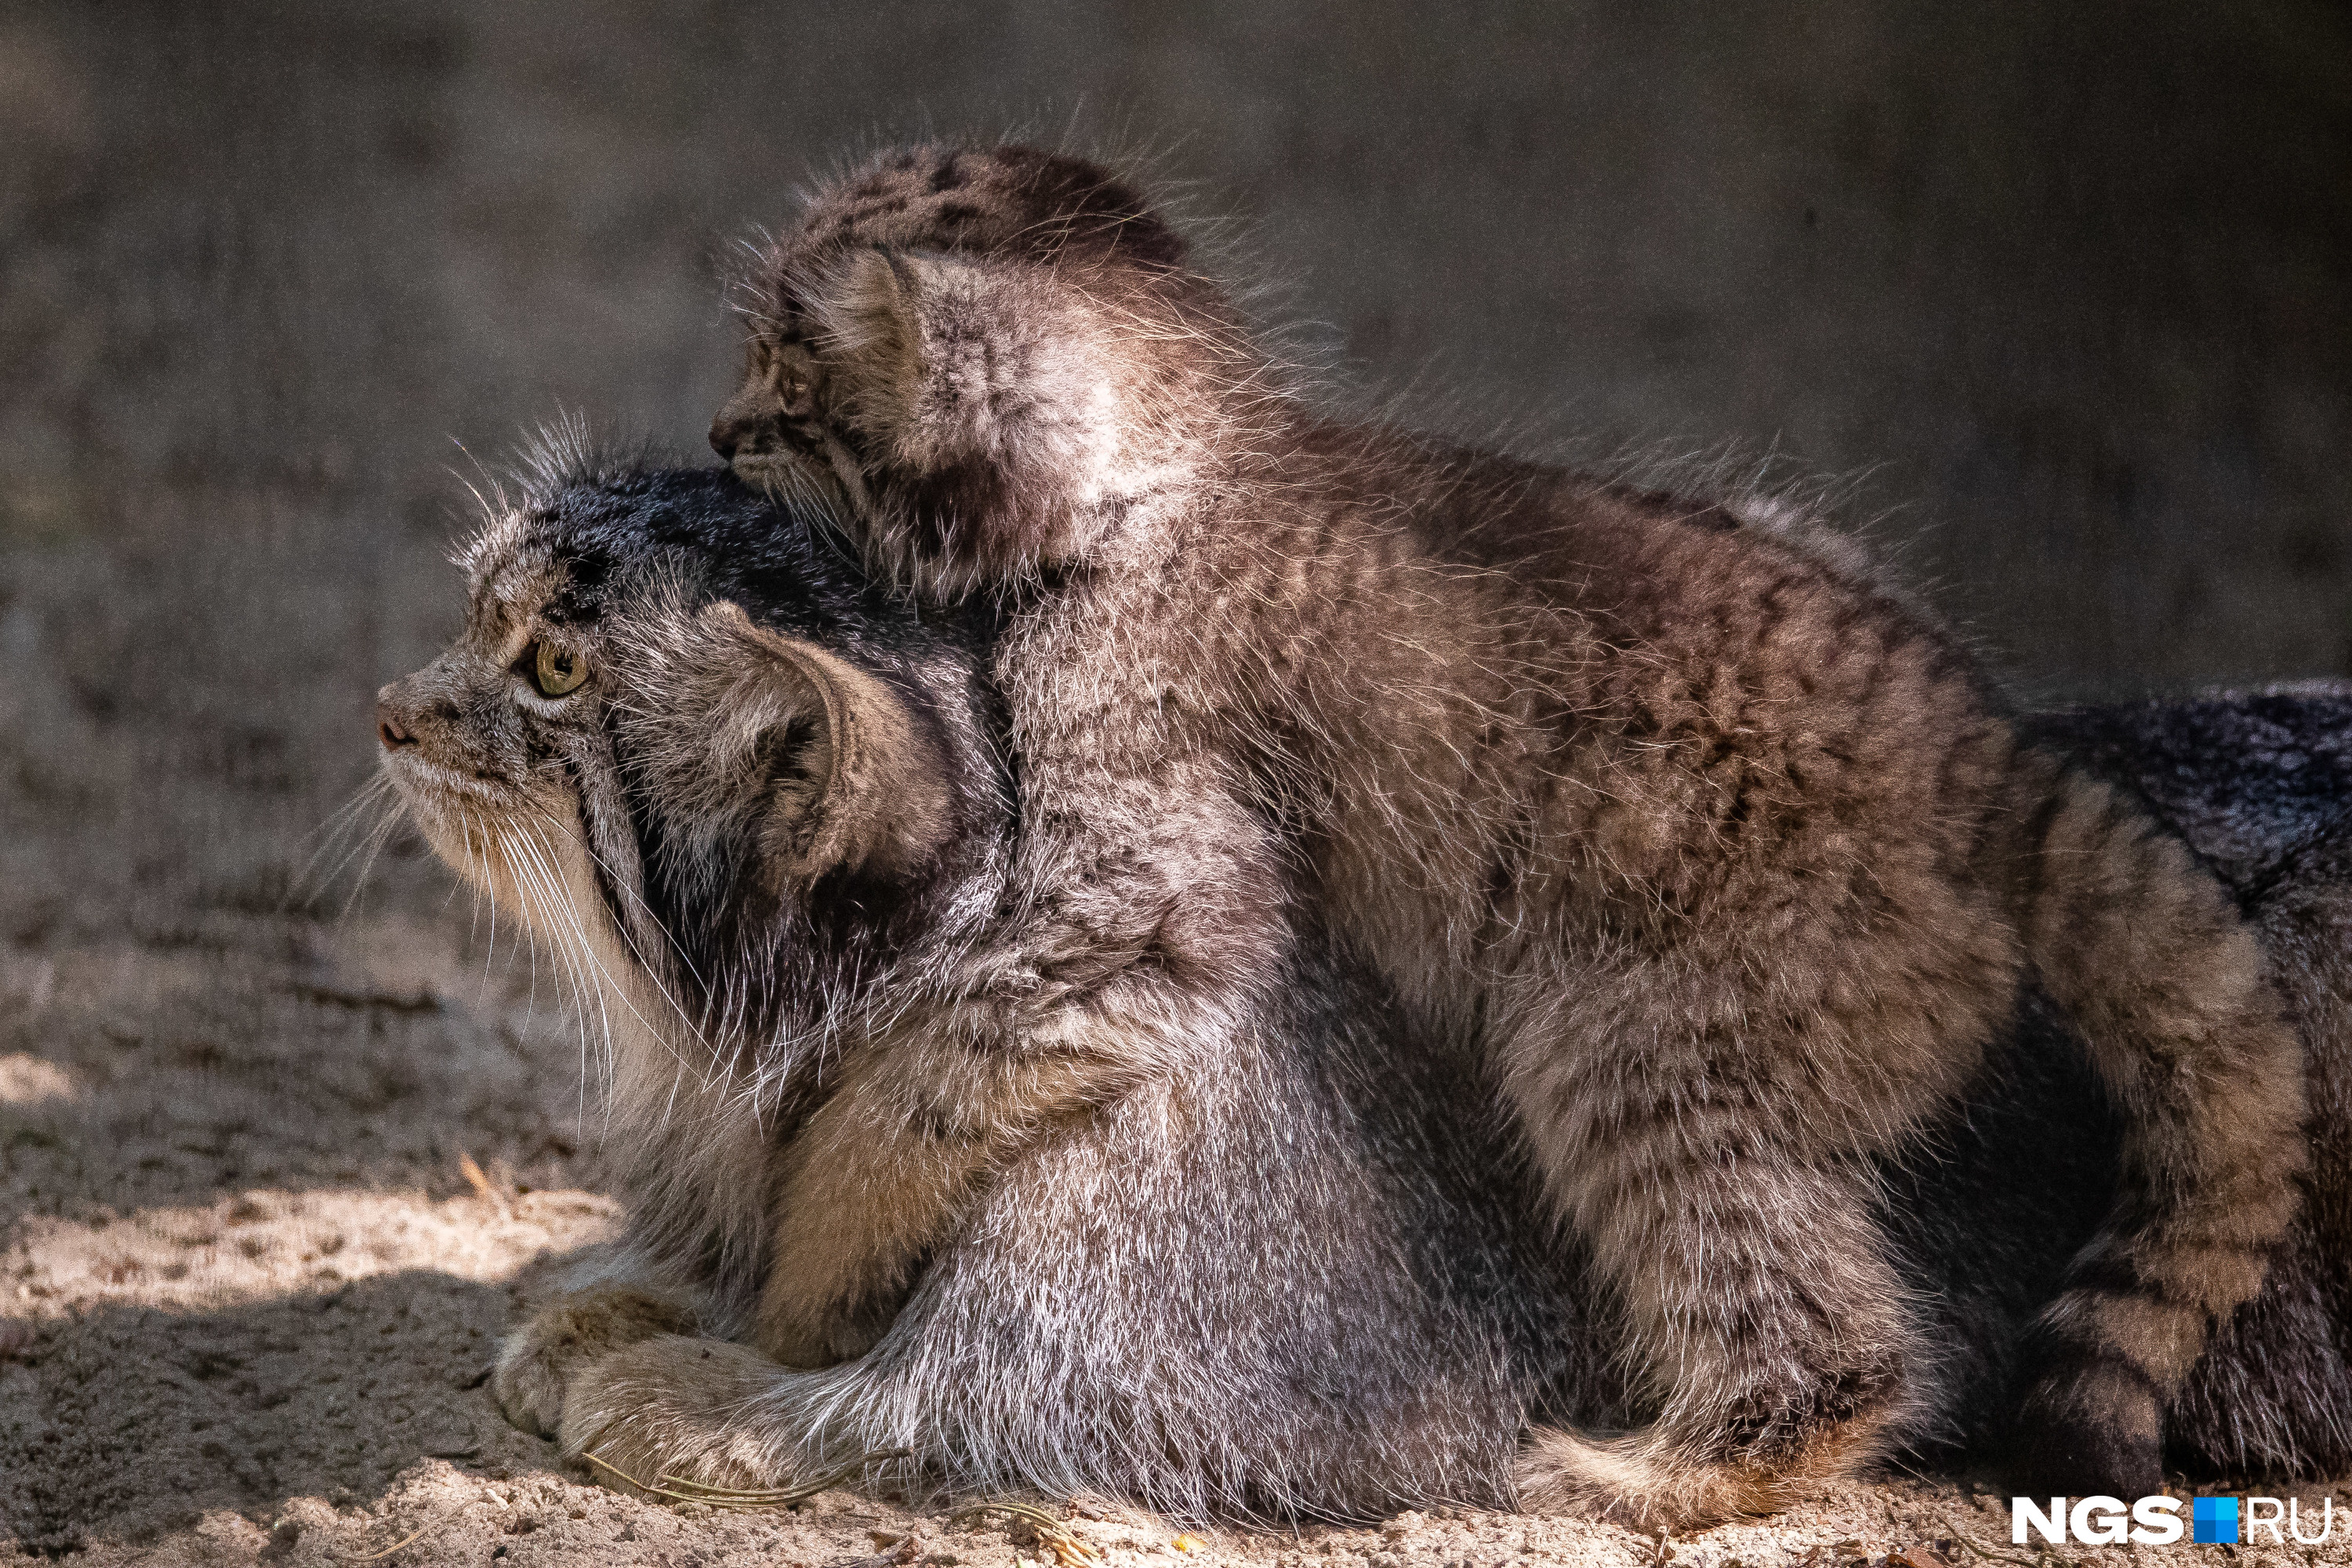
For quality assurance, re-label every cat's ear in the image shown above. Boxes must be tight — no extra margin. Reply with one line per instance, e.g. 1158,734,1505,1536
808,247,1058,465
699,601,953,888
804,247,1132,583
806,248,935,430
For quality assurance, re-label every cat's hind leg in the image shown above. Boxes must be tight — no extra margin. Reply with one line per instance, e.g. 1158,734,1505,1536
1509,1156,1926,1527
1494,904,2002,1527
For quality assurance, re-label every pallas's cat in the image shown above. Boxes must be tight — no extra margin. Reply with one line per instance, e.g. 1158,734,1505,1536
707,143,2306,1522
374,456,1617,1518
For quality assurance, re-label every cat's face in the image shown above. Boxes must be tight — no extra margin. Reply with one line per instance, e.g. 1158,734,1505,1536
708,334,833,512
710,143,1202,567
374,461,993,1040
372,505,605,928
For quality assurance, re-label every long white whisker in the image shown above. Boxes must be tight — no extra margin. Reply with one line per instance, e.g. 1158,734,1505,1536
523,807,720,1088
514,820,692,1132
335,795,408,924
534,804,715,1011
292,773,398,909
480,820,501,1007
462,805,488,947
510,824,608,1091
508,826,607,1133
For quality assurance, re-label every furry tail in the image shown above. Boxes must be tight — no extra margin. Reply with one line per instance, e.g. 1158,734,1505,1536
2010,761,2307,1490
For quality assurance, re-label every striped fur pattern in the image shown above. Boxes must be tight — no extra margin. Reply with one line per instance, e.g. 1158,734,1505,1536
2023,692,2352,1481
708,143,2308,1524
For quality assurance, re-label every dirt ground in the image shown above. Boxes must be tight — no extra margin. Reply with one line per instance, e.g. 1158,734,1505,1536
5,925,2349,1568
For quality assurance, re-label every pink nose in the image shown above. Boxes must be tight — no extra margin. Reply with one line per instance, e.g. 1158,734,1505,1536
376,686,419,751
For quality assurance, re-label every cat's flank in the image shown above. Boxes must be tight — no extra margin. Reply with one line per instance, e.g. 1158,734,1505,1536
708,143,2307,1524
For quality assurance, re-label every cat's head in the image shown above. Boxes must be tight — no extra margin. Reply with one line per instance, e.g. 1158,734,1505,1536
375,452,1005,1048
711,142,1258,590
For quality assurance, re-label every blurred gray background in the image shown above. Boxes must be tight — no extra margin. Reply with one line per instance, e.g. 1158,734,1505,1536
2,0,2350,1022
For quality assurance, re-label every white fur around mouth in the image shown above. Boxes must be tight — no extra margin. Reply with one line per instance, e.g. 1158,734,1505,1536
729,448,850,506
380,750,511,807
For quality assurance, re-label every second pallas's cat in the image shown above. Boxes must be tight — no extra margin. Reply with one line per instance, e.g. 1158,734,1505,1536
707,143,2306,1523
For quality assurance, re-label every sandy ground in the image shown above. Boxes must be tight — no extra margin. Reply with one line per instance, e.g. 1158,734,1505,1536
2,574,2344,1568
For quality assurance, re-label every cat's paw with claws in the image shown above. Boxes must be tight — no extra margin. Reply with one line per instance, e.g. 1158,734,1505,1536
492,1288,698,1439
559,1334,789,1496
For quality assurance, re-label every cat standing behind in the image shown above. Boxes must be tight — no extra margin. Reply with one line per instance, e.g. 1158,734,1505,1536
708,143,2307,1524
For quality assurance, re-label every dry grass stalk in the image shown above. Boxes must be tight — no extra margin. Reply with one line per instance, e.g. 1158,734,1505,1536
579,1445,911,1510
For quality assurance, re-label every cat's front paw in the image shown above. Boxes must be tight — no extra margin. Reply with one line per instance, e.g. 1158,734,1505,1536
558,1334,789,1496
492,1288,697,1439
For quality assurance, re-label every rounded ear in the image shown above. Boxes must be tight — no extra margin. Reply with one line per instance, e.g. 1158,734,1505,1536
800,246,1139,585
804,248,967,456
699,601,953,887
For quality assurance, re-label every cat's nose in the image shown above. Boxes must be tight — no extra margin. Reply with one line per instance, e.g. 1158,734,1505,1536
710,379,781,461
376,687,418,750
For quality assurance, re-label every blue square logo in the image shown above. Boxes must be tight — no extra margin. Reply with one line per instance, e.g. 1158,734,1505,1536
2192,1497,2239,1544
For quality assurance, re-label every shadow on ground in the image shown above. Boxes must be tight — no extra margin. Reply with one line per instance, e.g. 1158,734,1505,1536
2,1269,515,1552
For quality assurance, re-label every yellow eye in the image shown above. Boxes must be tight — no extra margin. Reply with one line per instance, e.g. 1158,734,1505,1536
532,641,588,697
